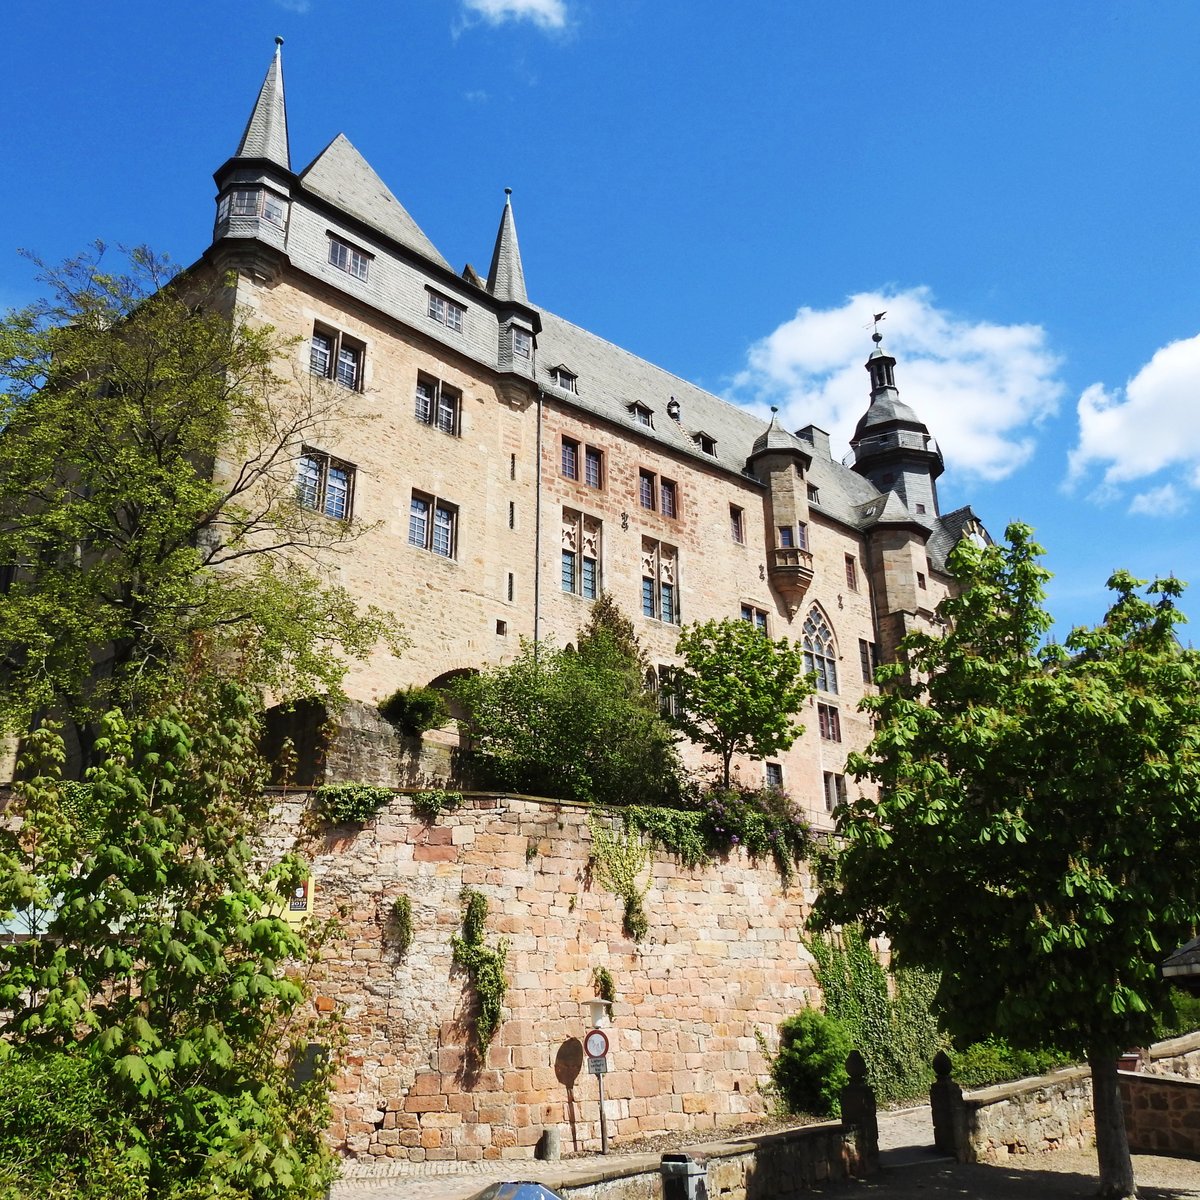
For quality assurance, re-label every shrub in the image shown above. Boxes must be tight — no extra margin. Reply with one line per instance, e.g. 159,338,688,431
410,788,463,822
452,890,508,1054
770,1008,853,1117
951,1038,1073,1089
314,781,394,823
391,894,414,956
378,686,449,736
1156,986,1200,1040
0,1051,145,1200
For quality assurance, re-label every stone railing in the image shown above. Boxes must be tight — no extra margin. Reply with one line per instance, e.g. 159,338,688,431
930,1032,1200,1164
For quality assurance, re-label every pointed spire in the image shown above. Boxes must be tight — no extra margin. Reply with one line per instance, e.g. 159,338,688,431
236,37,290,170
486,189,529,305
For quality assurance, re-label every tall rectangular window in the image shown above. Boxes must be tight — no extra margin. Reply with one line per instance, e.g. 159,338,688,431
562,509,602,600
730,505,745,544
296,448,355,521
584,446,603,488
824,772,847,812
778,526,794,548
766,762,783,789
859,639,877,684
336,344,361,390
818,703,841,742
641,539,679,624
409,492,457,559
845,554,859,591
797,522,809,550
513,327,532,358
639,469,656,510
740,604,768,634
310,326,364,391
660,479,678,518
414,374,460,436
562,438,579,479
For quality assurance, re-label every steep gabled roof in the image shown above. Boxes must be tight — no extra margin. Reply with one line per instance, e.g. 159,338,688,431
486,190,529,305
926,504,988,572
299,135,451,270
235,39,290,170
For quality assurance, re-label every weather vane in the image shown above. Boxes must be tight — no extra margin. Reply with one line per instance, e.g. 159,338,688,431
870,310,887,345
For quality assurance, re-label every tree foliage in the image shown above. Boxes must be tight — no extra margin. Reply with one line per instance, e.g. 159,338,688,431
816,523,1200,1198
0,245,403,749
0,682,336,1198
454,598,681,804
669,618,812,787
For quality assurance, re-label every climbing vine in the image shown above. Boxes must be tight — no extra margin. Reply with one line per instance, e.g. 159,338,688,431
593,966,617,1013
587,813,650,942
314,782,394,824
410,788,463,822
390,894,413,957
451,890,508,1054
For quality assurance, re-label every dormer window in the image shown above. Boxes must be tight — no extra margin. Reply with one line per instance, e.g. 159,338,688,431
695,432,717,456
217,186,287,229
807,484,820,503
427,291,466,332
552,367,578,393
328,235,371,282
631,403,653,428
513,328,532,359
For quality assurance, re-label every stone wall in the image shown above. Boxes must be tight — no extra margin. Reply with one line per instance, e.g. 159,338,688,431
959,1067,1096,1162
270,789,817,1166
1121,1072,1200,1157
1144,1032,1200,1081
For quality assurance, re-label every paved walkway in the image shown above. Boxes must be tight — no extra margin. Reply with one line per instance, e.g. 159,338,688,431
328,1107,1200,1200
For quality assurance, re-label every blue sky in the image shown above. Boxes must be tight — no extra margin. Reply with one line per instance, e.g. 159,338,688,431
5,1,1198,636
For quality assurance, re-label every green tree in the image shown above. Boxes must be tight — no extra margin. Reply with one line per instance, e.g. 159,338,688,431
0,681,336,1198
0,246,402,757
816,523,1200,1200
454,599,681,805
669,618,811,788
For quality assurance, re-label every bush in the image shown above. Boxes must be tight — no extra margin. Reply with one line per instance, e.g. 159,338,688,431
0,1051,145,1200
378,686,449,736
315,781,394,823
770,1009,853,1117
952,1038,1073,1089
1157,986,1200,1040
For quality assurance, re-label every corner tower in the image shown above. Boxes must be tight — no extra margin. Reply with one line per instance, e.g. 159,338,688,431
849,330,944,519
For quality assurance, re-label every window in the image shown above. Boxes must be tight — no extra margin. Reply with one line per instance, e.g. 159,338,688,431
823,772,847,813
641,538,679,624
584,446,603,489
765,762,783,789
797,522,809,550
310,326,364,391
217,187,287,227
915,502,927,514
552,366,578,393
296,449,354,521
730,505,745,544
845,554,859,591
631,403,653,428
414,375,460,435
328,235,370,281
917,572,927,590
778,526,794,549
817,703,841,742
803,608,838,693
507,572,515,602
508,501,515,530
859,639,877,684
408,492,457,558
427,291,466,332
496,619,508,636
696,433,717,456
513,327,532,358
741,604,768,634
639,469,656,511
562,437,579,480
807,484,820,503
657,664,677,718
562,509,601,600
660,479,678,518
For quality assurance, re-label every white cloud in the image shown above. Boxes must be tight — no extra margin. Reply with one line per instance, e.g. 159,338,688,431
735,288,1064,482
1128,483,1188,518
1067,334,1200,512
461,0,567,29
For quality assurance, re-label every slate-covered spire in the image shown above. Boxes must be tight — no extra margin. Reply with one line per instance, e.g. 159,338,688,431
235,37,290,170
486,189,529,305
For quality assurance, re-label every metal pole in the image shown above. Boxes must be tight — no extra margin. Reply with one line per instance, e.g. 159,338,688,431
597,1069,608,1154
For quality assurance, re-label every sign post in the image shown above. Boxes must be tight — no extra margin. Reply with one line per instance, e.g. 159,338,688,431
584,1027,610,1154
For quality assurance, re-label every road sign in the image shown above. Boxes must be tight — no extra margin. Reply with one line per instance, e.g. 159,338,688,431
584,1028,609,1059
587,1055,608,1075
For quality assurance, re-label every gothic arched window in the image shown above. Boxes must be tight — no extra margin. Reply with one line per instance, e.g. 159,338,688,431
803,608,838,694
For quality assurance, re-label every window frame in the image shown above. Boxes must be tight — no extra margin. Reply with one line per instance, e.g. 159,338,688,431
803,607,839,694
765,762,783,789
562,508,602,600
309,325,365,392
823,771,847,813
730,505,745,544
408,491,458,559
641,539,680,625
740,603,768,635
859,638,877,684
561,437,580,480
638,469,657,511
328,235,371,282
817,702,842,742
845,554,859,591
427,290,466,333
414,374,461,436
552,367,578,393
512,327,532,359
584,446,603,489
659,478,678,519
296,447,355,522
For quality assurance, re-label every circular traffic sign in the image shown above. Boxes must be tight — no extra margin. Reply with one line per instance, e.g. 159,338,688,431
584,1028,609,1059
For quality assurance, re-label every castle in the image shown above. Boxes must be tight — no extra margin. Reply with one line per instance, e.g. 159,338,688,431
208,40,985,818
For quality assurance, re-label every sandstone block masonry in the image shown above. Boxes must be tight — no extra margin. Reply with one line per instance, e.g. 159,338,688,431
268,790,817,1164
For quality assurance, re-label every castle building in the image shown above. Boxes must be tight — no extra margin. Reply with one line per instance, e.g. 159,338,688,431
208,42,986,821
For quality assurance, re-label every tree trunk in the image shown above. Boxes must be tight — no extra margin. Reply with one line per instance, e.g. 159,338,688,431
1089,1048,1136,1199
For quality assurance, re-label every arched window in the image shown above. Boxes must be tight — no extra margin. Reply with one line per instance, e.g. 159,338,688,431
802,608,838,694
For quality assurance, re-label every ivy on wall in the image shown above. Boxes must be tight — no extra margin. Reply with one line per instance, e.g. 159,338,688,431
314,782,394,824
587,813,650,942
451,890,508,1053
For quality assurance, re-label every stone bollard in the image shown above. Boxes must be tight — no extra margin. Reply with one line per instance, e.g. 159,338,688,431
839,1050,878,1175
929,1050,967,1160
535,1127,561,1161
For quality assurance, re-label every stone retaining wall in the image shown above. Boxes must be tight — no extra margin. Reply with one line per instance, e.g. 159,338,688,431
1122,1071,1200,1157
268,790,817,1165
960,1067,1096,1162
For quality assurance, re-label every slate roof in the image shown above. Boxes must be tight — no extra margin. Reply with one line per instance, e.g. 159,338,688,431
235,39,290,170
298,134,452,271
486,191,528,306
927,504,987,573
